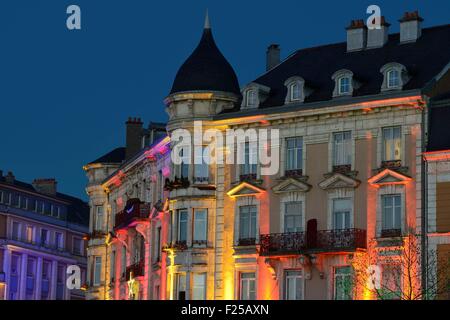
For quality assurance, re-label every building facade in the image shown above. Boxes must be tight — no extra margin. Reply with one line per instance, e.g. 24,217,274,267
0,172,89,300
84,11,450,300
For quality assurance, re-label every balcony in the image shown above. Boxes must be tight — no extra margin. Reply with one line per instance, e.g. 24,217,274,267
125,259,145,281
164,177,190,191
114,199,151,230
260,228,366,256
162,241,188,252
237,238,257,246
380,228,402,238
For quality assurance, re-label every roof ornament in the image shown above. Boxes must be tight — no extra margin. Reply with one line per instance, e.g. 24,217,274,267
204,9,210,29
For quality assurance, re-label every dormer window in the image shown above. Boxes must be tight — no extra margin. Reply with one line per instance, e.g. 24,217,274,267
284,76,310,104
338,77,351,94
380,63,409,91
241,83,270,109
332,69,357,97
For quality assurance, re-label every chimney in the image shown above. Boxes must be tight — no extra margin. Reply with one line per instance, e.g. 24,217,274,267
266,44,280,71
5,171,15,184
346,20,367,52
399,11,423,43
32,178,57,195
126,117,143,159
366,16,390,49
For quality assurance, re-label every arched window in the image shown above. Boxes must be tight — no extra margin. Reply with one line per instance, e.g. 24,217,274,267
380,63,409,91
338,77,351,94
387,69,400,88
331,69,355,97
284,76,307,104
290,82,301,101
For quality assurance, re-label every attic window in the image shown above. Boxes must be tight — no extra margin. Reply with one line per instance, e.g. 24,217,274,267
380,63,409,91
331,69,356,97
284,76,307,104
240,83,270,109
387,69,400,88
246,89,257,107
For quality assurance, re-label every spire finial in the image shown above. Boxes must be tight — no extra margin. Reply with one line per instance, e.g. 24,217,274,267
204,9,210,29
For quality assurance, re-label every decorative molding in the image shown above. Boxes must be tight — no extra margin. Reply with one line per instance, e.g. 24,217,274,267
319,173,360,190
272,177,311,194
226,182,265,198
368,168,412,187
264,258,278,280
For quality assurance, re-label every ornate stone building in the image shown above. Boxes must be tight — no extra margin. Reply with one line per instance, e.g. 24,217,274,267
84,11,450,300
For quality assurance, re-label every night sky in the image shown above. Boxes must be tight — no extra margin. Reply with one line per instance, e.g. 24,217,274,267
0,0,448,200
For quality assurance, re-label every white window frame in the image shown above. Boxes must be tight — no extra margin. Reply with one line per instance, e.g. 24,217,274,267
338,76,351,95
285,137,303,172
238,205,257,242
194,146,209,184
382,126,402,162
376,184,406,237
192,273,206,300
283,202,303,233
11,221,21,240
333,131,352,167
193,209,207,244
332,198,352,230
55,231,64,250
72,237,83,255
95,205,104,231
177,209,188,243
239,272,256,300
381,194,402,231
93,256,102,286
25,225,35,243
284,270,304,300
333,266,353,300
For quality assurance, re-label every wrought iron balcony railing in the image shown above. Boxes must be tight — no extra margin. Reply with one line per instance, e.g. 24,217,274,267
260,228,366,256
125,259,145,281
380,228,402,238
114,199,151,230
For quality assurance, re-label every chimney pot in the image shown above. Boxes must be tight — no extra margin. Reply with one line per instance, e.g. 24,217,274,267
266,44,280,71
5,171,14,183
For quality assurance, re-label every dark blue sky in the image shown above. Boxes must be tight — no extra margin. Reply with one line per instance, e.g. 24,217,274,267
0,0,448,200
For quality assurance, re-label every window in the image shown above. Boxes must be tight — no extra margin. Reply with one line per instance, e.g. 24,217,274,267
240,272,256,300
43,202,51,215
333,199,352,230
177,209,188,243
121,246,126,279
12,221,21,240
55,232,63,250
334,266,353,300
110,250,116,282
73,237,82,255
40,229,49,246
41,260,51,300
382,194,402,233
180,147,190,179
9,254,20,300
285,137,303,171
246,89,257,107
239,206,257,243
290,82,301,101
56,264,65,300
0,191,3,203
20,196,28,210
241,142,257,176
52,206,60,218
155,227,161,262
4,192,11,205
29,199,36,211
194,146,209,183
382,127,401,161
380,264,402,300
26,257,36,300
175,273,186,300
192,273,206,300
193,209,207,243
284,202,302,233
338,77,351,94
93,256,102,286
95,205,104,231
26,225,34,243
333,131,352,166
285,270,303,300
387,69,400,88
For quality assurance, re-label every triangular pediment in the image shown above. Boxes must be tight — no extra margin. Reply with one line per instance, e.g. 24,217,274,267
272,178,311,194
368,169,411,187
319,173,360,190
227,182,265,198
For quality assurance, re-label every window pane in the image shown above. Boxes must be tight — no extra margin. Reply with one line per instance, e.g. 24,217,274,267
284,202,302,232
192,273,206,300
194,209,207,242
178,210,188,242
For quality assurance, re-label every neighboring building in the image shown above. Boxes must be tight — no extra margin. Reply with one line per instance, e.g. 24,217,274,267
0,172,89,300
84,11,450,300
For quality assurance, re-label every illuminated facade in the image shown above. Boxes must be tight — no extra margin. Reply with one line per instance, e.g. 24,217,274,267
84,11,450,300
0,173,89,300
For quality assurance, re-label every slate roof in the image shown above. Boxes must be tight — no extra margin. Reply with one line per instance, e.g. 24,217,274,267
87,147,126,165
170,25,241,96
0,176,89,227
428,95,450,152
223,24,450,112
